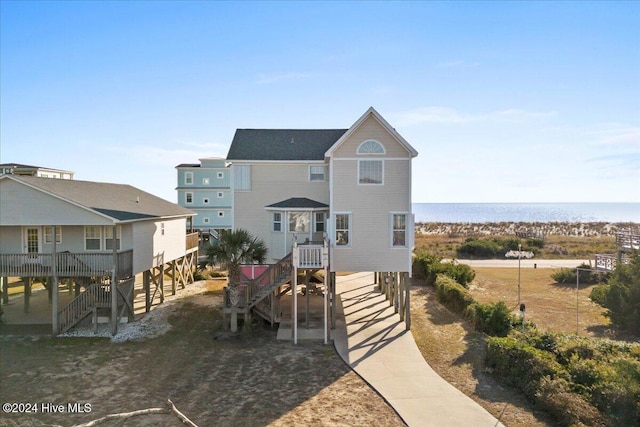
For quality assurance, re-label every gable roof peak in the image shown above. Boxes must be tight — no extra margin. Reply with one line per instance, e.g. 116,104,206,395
324,107,418,158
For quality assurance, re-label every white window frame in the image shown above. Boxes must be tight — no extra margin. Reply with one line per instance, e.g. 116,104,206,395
358,160,384,185
105,226,121,251
185,192,193,204
272,212,283,232
217,192,224,198
391,212,408,248
44,226,62,244
203,197,210,204
217,171,224,179
334,213,351,247
218,211,224,217
288,212,310,233
185,172,194,185
203,217,210,224
357,139,385,154
85,226,102,251
309,165,326,182
203,177,210,185
315,212,325,233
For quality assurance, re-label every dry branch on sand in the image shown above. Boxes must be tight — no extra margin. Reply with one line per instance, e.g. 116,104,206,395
68,399,197,427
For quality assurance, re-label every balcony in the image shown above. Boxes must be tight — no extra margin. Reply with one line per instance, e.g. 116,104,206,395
0,250,133,279
595,253,631,272
293,241,329,269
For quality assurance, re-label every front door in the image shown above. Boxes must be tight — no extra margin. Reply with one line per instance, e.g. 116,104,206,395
25,227,40,256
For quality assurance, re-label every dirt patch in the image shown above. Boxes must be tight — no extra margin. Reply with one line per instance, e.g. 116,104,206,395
0,284,404,427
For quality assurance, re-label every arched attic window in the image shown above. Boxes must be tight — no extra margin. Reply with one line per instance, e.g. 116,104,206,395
357,139,385,155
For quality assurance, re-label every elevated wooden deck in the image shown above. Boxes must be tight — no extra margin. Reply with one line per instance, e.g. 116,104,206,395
594,231,639,271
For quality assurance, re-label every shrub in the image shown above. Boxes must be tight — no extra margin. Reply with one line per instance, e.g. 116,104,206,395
464,301,514,337
456,238,501,258
412,250,442,286
438,261,476,287
589,284,608,306
552,263,602,285
434,274,475,314
485,336,568,400
535,376,606,426
412,251,475,287
590,253,640,335
526,238,545,249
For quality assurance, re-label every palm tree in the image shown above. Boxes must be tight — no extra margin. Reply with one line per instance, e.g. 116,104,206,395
205,229,267,332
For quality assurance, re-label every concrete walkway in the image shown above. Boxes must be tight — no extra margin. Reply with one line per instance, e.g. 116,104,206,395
333,272,504,427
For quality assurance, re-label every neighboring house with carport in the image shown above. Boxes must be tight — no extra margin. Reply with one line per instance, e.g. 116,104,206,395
0,175,198,335
223,107,418,342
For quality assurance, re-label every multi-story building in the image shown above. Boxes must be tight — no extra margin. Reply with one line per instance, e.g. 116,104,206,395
175,158,232,236
0,163,74,179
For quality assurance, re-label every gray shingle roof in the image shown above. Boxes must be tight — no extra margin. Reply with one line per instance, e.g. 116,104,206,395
266,197,329,209
8,176,194,222
226,129,348,161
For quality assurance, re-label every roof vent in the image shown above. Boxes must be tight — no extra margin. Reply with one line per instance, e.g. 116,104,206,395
136,196,140,203
290,137,295,144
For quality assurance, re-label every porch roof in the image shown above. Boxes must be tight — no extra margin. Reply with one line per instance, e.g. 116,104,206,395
265,197,329,210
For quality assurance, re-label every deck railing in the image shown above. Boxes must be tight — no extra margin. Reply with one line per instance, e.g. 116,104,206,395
58,282,111,333
294,244,327,269
0,250,133,278
186,232,199,252
595,253,632,271
244,253,293,308
616,232,640,251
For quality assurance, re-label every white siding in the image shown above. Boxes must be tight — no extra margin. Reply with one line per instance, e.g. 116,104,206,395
233,163,329,262
131,218,187,273
330,115,413,273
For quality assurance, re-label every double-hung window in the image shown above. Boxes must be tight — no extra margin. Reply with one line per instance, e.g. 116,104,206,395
44,226,62,244
392,213,407,247
105,226,121,250
185,172,193,185
335,213,351,246
85,226,101,251
185,192,193,204
315,212,325,233
272,212,282,232
309,165,326,181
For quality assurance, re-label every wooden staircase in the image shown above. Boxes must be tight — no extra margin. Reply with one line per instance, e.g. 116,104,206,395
58,282,111,333
224,253,294,325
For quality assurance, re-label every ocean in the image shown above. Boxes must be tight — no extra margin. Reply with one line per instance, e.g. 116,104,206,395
412,203,640,223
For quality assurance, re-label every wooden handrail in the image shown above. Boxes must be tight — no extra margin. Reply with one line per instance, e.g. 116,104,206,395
243,253,293,308
0,250,133,278
58,282,111,333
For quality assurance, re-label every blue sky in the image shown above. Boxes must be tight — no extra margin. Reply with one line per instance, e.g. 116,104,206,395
1,1,638,203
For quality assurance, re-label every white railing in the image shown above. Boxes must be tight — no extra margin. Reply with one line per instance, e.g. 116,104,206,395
617,231,640,251
595,253,631,271
293,240,329,269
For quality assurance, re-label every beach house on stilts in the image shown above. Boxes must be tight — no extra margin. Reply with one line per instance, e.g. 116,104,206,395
219,107,418,343
0,175,198,335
